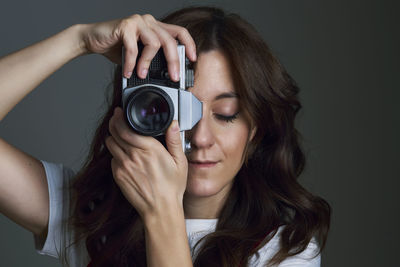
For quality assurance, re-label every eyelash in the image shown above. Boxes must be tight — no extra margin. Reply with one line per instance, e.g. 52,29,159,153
215,112,239,123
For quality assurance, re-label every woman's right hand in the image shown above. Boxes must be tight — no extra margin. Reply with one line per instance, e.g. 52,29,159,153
79,14,197,80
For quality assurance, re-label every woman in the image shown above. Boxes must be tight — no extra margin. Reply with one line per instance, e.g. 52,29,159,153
0,6,331,267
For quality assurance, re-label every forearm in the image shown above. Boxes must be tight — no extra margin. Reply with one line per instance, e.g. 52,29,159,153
144,205,193,267
0,24,87,121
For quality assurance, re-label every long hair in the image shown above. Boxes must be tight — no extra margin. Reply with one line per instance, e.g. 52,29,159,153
69,6,331,267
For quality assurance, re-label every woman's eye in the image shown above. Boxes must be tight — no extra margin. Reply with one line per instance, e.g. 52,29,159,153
215,112,239,123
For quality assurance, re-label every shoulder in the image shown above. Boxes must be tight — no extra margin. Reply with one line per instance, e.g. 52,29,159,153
250,226,321,267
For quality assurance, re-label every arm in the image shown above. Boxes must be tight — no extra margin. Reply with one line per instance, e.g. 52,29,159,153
0,24,85,121
106,109,193,267
144,205,193,267
0,138,49,237
0,24,86,238
0,14,196,245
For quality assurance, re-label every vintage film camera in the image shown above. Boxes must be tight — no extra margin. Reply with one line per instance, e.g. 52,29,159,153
122,43,202,153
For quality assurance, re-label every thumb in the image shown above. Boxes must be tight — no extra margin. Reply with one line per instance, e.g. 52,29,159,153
166,120,184,164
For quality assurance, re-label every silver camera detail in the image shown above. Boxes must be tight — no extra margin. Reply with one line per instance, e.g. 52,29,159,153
122,43,202,153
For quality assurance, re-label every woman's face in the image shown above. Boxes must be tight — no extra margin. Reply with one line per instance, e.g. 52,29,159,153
185,50,255,200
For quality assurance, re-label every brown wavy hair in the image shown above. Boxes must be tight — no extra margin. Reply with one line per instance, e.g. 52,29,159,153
68,6,331,267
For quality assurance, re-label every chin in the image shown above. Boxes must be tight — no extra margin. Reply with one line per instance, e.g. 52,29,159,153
184,175,231,198
185,178,217,197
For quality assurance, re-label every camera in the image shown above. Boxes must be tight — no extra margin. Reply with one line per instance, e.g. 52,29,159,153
121,43,202,153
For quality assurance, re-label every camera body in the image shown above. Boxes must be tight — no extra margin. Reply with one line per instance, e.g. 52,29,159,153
122,43,202,153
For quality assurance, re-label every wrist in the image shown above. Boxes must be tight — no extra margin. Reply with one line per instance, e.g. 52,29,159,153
66,23,91,58
143,201,185,229
143,203,192,267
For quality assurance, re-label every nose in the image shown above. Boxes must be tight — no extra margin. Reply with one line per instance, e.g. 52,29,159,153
186,116,215,150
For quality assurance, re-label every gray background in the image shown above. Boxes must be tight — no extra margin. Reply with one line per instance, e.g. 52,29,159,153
0,0,398,266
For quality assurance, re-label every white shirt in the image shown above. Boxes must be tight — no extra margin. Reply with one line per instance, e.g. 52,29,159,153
34,160,321,266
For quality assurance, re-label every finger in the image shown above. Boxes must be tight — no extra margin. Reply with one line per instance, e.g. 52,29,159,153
157,21,197,62
135,29,161,79
108,109,133,155
122,30,139,78
105,135,129,164
165,120,185,166
150,24,180,82
110,158,147,212
107,138,148,202
119,17,141,78
108,143,144,198
111,107,155,151
109,113,153,171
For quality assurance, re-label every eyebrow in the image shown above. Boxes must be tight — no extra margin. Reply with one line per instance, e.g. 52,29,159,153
213,92,239,101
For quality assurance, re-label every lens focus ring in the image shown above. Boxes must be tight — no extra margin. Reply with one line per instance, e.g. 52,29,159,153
125,86,174,136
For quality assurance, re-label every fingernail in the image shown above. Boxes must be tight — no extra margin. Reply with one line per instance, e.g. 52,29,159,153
172,121,180,132
126,71,132,78
192,51,197,61
141,68,148,78
174,70,179,81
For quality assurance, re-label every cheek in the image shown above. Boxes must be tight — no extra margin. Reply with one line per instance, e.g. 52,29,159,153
217,123,250,164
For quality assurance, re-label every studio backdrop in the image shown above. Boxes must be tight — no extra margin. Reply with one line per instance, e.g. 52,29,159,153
0,0,398,266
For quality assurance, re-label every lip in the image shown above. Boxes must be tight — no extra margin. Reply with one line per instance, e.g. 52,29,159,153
188,161,219,168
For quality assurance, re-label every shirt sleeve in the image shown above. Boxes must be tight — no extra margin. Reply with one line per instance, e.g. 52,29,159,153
277,240,320,267
250,227,321,267
33,159,76,258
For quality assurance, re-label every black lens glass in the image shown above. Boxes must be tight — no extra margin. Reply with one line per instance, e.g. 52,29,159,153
130,91,170,131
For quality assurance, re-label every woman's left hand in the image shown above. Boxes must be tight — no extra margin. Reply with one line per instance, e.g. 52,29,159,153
105,106,188,220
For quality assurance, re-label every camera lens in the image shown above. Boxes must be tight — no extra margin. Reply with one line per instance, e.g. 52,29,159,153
126,86,174,136
133,92,168,130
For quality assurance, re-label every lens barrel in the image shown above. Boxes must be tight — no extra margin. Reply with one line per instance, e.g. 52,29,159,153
125,86,174,136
